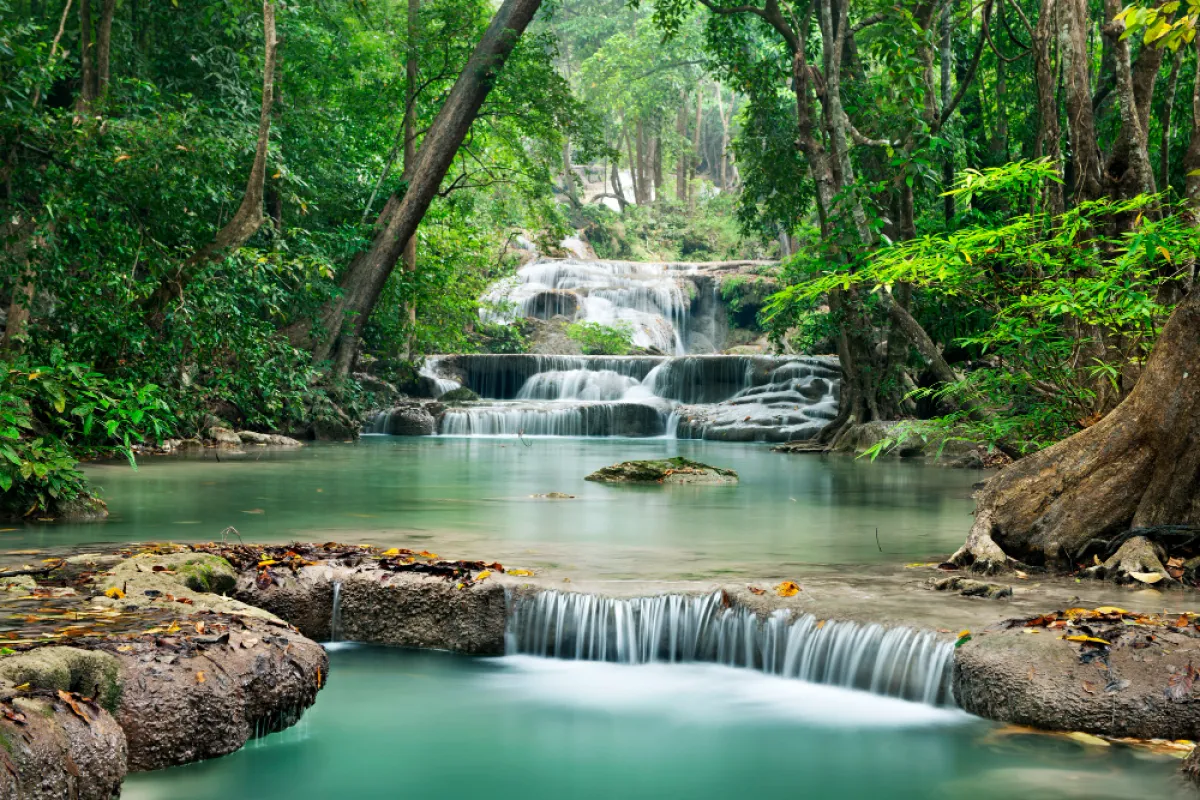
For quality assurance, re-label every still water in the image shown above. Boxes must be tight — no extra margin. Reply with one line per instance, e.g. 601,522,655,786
17,437,981,578
122,645,1186,800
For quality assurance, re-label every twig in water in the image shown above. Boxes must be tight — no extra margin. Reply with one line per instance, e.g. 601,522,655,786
518,429,532,448
221,526,244,545
875,527,882,552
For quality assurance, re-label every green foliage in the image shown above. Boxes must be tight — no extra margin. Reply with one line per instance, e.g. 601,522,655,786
768,162,1196,450
577,197,770,261
0,355,169,517
566,321,635,355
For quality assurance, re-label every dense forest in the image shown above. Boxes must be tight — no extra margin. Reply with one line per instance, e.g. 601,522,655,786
4,0,1200,571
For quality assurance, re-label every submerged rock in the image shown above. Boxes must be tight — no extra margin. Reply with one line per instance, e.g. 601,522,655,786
585,457,738,485
932,576,1013,599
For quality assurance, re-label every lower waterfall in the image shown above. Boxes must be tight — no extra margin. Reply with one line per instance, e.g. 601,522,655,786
505,590,955,707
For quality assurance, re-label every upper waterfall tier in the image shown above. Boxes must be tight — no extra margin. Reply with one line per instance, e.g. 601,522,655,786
482,258,734,355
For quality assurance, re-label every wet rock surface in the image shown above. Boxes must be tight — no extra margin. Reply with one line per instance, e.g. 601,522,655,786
955,606,1200,740
366,402,440,436
585,456,739,485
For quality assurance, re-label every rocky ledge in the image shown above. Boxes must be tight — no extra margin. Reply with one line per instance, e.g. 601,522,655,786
584,457,738,485
0,549,327,798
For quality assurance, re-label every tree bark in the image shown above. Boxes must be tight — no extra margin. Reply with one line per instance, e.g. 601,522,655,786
312,0,544,374
0,220,37,357
76,0,95,115
1161,48,1184,194
1187,37,1200,204
401,0,419,353
951,290,1200,573
1102,0,1157,199
95,0,114,100
143,0,277,325
1032,0,1065,214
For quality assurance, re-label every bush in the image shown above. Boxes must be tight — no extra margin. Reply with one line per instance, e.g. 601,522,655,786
566,321,634,355
1,354,171,518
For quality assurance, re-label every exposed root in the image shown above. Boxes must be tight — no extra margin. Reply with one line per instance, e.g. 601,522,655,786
1084,535,1174,585
949,511,1015,575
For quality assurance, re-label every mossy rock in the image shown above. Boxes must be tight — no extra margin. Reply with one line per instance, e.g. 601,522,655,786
439,387,481,402
0,647,123,713
105,552,237,596
585,457,738,485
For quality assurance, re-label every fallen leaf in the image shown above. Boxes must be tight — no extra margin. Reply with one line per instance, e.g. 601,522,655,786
1093,606,1128,615
256,560,277,568
56,691,90,724
1064,635,1112,645
416,551,439,560
1065,731,1110,747
196,671,205,683
114,154,131,163
747,585,766,595
380,548,401,557
475,570,491,582
775,581,801,597
507,569,534,577
194,622,205,635
814,620,826,630
104,587,125,600
1129,572,1165,584
1014,570,1029,579
1082,681,1097,695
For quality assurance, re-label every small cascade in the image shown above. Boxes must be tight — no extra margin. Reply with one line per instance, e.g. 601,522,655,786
506,591,955,706
419,356,461,398
330,581,343,643
482,259,693,354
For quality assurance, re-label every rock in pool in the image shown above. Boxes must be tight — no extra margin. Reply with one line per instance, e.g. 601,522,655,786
585,457,738,485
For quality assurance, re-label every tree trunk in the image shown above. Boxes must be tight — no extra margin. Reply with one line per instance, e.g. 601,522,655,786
940,1,954,223
675,101,687,202
0,220,37,357
401,0,419,355
952,290,1200,574
1102,0,1157,199
76,0,95,115
634,118,648,204
1162,48,1184,194
312,0,544,374
143,0,277,325
690,93,702,212
1032,0,1065,214
624,119,640,204
1187,37,1200,204
95,0,114,101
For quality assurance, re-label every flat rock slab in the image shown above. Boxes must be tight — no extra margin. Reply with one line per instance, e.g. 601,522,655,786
584,457,738,485
955,606,1200,740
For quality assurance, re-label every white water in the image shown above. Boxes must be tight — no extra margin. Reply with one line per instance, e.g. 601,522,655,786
426,354,840,440
330,581,343,643
505,591,955,707
482,259,694,354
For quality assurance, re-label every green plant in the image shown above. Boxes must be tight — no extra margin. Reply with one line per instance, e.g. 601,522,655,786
1,354,170,517
566,321,635,355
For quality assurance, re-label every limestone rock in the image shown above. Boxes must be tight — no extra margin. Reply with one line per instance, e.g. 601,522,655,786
236,430,304,447
585,457,738,485
932,575,1013,599
207,426,243,448
369,404,437,436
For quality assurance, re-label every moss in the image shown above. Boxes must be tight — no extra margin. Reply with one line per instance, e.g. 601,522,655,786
178,556,237,595
439,387,481,402
0,648,123,713
585,457,738,484
0,729,12,754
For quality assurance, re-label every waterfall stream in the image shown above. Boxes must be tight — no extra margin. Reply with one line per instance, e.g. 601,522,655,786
505,591,955,707
330,581,343,643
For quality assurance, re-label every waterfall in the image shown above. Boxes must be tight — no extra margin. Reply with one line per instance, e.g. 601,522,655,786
330,581,343,643
505,591,955,707
481,259,692,354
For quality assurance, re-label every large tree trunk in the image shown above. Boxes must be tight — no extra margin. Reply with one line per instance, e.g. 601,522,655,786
312,0,543,374
1032,0,1065,214
951,290,1200,574
143,0,277,326
95,0,114,101
401,0,419,356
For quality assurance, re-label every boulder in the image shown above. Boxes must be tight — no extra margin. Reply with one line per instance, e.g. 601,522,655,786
206,426,243,448
370,404,437,436
236,430,304,447
585,457,738,485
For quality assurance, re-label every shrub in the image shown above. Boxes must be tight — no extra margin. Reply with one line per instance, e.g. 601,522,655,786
566,321,634,355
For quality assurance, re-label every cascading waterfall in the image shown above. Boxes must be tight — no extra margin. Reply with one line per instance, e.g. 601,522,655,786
422,354,841,441
482,259,692,355
505,590,955,707
330,581,343,643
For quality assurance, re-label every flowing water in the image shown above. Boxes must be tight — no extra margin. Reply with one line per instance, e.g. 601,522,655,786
121,646,1189,800
22,438,981,578
507,591,954,705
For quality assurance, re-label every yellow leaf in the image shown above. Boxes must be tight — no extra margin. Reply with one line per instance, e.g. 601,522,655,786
1064,635,1111,645
1065,731,1110,747
775,580,801,597
196,671,205,683
104,587,125,600
166,621,181,634
814,619,826,630
380,548,401,557
416,551,439,560
114,154,132,163
272,170,281,179
257,559,277,568
475,570,491,582
12,683,29,691
1093,606,1128,615
1130,571,1165,584
1157,245,1173,263
507,569,534,577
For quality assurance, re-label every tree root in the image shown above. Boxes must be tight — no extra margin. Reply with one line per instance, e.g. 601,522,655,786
1084,535,1174,585
948,510,1016,575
